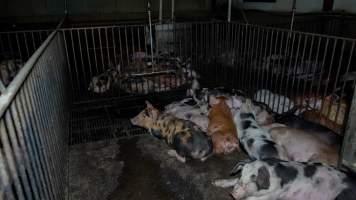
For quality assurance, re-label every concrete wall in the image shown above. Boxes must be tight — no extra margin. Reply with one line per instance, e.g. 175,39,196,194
238,0,324,13
334,0,356,13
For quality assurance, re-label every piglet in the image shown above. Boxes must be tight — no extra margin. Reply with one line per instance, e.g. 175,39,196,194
131,101,213,163
208,96,240,154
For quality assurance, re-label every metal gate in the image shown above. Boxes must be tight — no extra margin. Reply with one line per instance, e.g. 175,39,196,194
0,30,69,200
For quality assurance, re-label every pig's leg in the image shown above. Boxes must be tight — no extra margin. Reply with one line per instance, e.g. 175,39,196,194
200,153,213,162
167,149,186,163
213,178,239,188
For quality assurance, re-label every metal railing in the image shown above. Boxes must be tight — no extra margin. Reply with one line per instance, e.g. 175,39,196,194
0,29,69,200
0,30,51,87
62,22,356,132
1,18,356,198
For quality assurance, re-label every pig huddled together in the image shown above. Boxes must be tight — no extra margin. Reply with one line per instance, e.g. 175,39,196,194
130,86,356,200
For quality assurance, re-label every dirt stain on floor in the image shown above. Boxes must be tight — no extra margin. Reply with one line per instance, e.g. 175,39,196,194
108,137,203,200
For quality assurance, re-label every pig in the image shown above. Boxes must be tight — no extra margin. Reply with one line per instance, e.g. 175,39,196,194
0,59,23,86
213,158,356,200
301,109,344,135
254,89,294,114
274,112,342,146
263,124,340,166
232,99,289,160
131,101,213,162
208,96,240,154
164,98,209,131
88,73,112,93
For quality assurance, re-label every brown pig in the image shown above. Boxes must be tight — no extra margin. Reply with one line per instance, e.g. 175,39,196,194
208,96,240,154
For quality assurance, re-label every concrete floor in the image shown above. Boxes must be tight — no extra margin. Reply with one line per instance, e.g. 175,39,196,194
69,135,247,200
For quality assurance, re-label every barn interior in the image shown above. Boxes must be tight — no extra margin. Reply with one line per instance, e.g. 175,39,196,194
2,0,356,200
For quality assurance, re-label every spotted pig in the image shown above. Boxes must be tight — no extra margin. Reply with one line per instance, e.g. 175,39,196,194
213,158,356,200
232,99,289,160
131,101,213,162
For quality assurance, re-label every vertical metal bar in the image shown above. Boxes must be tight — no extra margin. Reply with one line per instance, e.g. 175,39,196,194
290,0,297,31
265,29,275,104
328,40,345,122
131,27,135,62
336,42,354,127
25,64,53,199
137,27,141,53
31,58,57,199
281,31,296,109
0,146,17,200
77,29,87,86
309,37,322,109
296,35,308,101
23,32,30,59
91,28,99,74
112,27,118,69
0,120,26,200
269,30,279,111
11,99,41,199
301,35,315,105
118,27,124,68
289,34,303,105
321,39,338,119
273,30,286,112
62,30,75,94
70,30,81,91
124,26,130,66
17,89,46,199
7,33,15,60
98,28,105,71
15,33,23,61
159,0,163,24
84,29,93,81
105,28,111,69
148,3,155,68
171,0,175,21
227,0,232,23
315,38,330,107
31,32,36,54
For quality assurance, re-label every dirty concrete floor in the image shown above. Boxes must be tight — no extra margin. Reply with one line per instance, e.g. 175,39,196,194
69,135,247,200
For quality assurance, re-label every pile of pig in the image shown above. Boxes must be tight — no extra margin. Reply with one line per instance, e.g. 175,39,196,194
131,81,356,199
88,53,195,94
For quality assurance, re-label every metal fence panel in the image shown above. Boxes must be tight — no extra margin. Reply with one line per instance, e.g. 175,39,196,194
0,31,69,200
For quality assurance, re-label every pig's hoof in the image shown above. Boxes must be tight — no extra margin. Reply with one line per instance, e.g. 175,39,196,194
212,179,223,187
167,149,177,157
167,150,186,163
200,157,208,162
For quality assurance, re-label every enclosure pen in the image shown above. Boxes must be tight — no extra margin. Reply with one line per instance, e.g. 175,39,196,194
2,17,356,199
0,28,69,199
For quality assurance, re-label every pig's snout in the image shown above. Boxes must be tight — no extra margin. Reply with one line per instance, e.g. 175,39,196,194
130,117,138,125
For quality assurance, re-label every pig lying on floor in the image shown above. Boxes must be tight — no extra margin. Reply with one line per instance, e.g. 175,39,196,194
208,96,240,154
263,124,340,166
232,99,289,160
213,158,356,200
241,102,341,165
131,101,213,162
164,98,209,131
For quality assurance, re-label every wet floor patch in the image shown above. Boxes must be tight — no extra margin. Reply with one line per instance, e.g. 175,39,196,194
69,140,123,200
69,135,247,200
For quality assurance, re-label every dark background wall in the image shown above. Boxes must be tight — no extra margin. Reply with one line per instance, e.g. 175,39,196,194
0,0,211,24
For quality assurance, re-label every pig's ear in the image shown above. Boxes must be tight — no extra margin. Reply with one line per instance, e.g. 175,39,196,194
145,101,153,108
